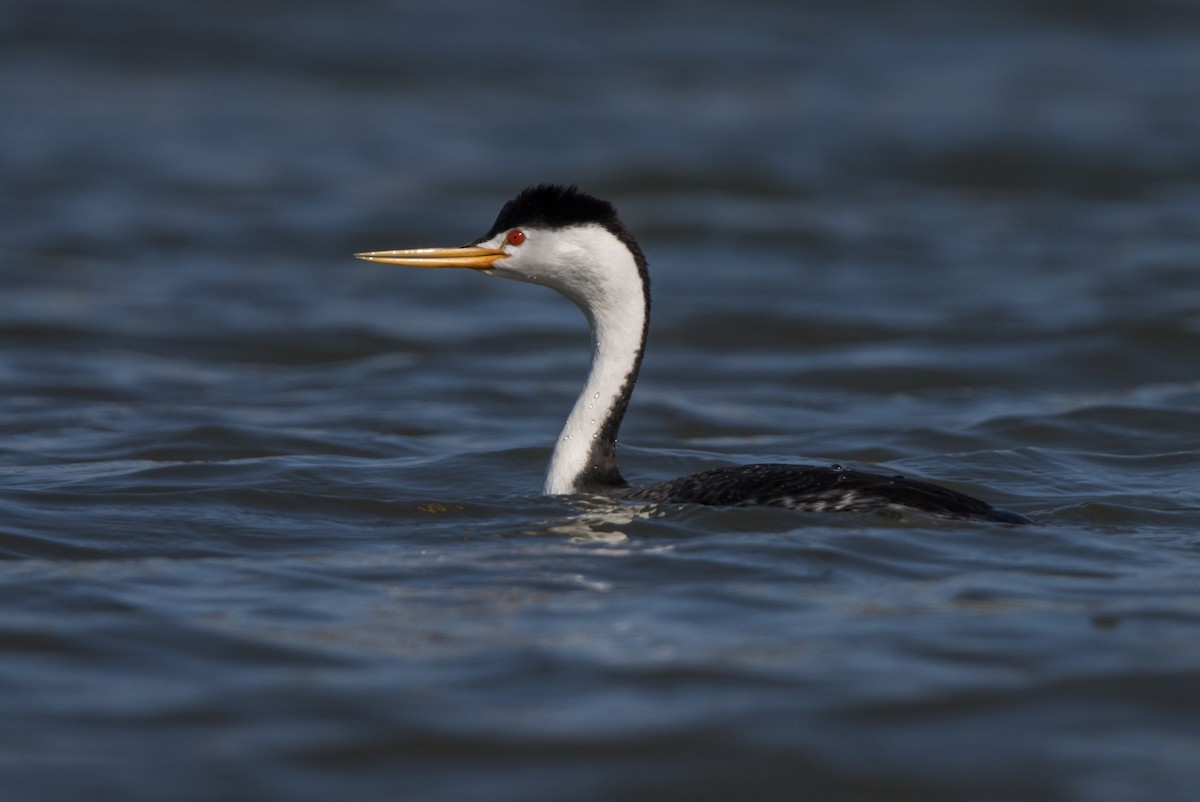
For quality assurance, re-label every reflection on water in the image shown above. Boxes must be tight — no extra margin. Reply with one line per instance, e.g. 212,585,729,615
3,1,1200,800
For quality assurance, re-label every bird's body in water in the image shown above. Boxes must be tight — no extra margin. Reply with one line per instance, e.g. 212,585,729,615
358,184,1031,524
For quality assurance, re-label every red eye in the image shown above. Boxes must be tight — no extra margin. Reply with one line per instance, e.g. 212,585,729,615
506,229,526,246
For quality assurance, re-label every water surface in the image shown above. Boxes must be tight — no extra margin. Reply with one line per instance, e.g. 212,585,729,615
3,1,1200,800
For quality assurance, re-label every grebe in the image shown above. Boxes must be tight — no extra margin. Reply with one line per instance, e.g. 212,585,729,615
358,185,1030,524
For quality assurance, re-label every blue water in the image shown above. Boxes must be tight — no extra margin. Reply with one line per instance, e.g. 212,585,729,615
4,1,1200,799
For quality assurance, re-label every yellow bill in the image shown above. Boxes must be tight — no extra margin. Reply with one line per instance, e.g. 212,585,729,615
355,246,507,269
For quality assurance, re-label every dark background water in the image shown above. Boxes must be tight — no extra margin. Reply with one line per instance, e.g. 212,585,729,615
3,1,1200,800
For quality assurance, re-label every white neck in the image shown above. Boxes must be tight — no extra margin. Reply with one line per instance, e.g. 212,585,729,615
539,237,648,495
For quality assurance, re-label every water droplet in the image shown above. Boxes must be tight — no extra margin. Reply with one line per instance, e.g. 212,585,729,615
593,392,600,399
830,464,842,471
